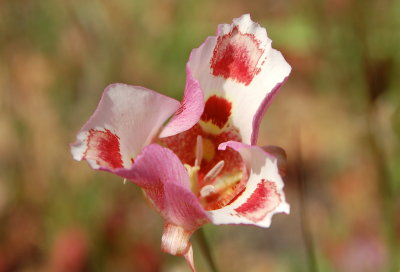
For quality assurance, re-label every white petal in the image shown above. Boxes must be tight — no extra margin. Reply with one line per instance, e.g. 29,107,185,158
71,83,180,169
187,14,291,144
207,141,289,227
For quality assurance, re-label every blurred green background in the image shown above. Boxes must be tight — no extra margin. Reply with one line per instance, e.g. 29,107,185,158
1,0,399,271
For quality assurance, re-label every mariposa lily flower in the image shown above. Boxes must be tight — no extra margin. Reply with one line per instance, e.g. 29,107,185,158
71,14,291,271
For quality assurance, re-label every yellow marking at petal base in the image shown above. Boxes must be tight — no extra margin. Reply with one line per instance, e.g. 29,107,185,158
184,164,200,194
199,120,225,135
202,138,216,162
200,171,245,210
213,171,243,192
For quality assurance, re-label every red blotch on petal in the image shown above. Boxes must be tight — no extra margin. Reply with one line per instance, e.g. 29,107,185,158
234,179,281,222
201,95,232,128
84,129,123,169
211,26,264,85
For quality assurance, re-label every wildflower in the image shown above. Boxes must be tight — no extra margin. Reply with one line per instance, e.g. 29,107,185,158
71,14,291,271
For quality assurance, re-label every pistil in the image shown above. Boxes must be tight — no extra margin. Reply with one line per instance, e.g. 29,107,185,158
184,164,200,194
185,135,226,198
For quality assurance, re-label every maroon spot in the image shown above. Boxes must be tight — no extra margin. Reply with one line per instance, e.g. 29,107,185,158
200,95,232,128
226,187,246,205
234,179,281,222
174,101,186,116
84,129,123,169
210,26,264,85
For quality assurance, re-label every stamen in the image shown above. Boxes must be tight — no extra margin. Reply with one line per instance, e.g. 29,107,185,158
123,178,127,184
200,185,215,197
195,135,203,167
204,160,225,182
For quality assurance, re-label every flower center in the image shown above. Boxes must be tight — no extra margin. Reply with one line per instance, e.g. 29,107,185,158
159,124,248,210
183,133,247,210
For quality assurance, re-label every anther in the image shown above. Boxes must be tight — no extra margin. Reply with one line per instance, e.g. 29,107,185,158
195,135,203,167
200,185,215,197
123,178,127,184
204,160,225,182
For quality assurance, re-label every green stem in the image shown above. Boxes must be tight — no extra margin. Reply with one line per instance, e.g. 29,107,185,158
195,227,219,272
366,105,399,271
296,132,319,272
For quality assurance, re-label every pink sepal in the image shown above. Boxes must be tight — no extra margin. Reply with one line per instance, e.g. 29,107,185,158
161,224,196,272
159,68,205,138
261,145,287,177
115,144,210,230
251,75,290,145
